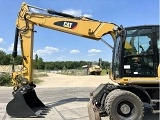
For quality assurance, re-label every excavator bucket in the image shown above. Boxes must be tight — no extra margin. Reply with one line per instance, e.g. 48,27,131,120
88,99,101,120
6,86,48,118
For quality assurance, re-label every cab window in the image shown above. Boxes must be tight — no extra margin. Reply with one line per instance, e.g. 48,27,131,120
123,28,155,76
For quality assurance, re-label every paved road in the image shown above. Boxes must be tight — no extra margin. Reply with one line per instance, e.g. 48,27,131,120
0,87,159,120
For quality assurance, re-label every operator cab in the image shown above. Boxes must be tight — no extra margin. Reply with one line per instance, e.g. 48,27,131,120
112,25,159,80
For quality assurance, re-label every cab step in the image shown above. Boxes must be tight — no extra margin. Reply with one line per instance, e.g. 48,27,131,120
151,100,160,103
153,110,160,114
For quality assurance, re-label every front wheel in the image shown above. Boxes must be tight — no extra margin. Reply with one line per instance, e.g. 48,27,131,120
105,89,144,120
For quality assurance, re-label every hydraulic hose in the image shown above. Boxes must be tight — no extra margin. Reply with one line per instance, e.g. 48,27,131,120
12,27,19,58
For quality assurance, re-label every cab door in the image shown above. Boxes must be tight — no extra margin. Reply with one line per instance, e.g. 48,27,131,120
123,26,159,77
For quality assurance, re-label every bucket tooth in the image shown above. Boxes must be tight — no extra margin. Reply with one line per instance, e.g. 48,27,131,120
40,112,48,116
6,85,46,118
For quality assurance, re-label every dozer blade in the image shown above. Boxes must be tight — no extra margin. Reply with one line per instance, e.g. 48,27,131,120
6,86,48,118
88,99,101,120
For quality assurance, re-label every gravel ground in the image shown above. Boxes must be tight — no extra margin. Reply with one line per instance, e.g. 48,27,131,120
0,73,159,120
37,73,159,120
37,73,116,88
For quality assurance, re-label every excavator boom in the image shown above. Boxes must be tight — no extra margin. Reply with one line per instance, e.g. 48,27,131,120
11,2,121,85
17,2,120,40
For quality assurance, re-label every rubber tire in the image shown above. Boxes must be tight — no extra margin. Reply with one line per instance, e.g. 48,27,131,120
105,89,144,120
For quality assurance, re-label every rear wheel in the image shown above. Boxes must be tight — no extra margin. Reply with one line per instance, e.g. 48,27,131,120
105,89,144,120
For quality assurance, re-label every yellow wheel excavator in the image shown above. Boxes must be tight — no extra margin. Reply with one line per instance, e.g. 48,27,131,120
6,2,159,120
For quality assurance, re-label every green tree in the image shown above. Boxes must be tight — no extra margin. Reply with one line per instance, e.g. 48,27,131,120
0,50,6,65
44,60,110,70
35,54,38,62
101,61,110,69
14,55,22,65
36,57,45,69
4,54,12,65
34,54,39,69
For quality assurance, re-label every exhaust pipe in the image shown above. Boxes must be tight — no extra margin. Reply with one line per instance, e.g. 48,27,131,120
6,85,49,118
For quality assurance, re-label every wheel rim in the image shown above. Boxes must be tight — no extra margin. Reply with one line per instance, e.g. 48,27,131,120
120,103,131,114
117,100,136,118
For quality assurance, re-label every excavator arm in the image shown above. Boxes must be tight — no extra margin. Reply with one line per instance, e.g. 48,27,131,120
11,2,121,86
7,2,122,118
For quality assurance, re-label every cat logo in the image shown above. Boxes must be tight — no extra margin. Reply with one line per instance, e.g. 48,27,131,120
63,22,73,28
54,21,77,29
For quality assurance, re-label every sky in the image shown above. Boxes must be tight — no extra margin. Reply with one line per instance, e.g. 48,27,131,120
0,0,159,62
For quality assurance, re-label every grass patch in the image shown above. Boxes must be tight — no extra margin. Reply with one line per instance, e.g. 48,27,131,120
33,78,43,84
33,73,48,78
101,69,108,76
0,72,12,86
0,72,48,86
33,72,48,84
